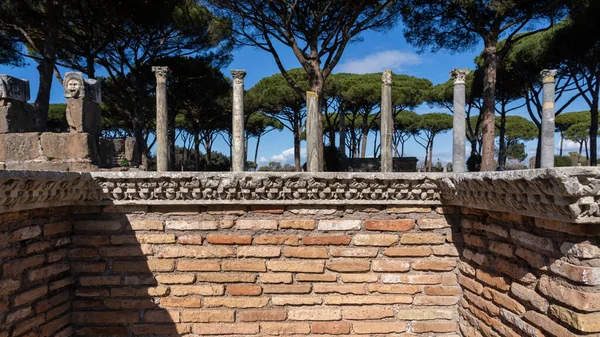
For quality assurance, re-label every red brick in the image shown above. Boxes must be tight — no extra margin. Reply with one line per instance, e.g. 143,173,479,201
14,286,48,306
312,321,350,334
177,259,220,271
177,234,203,245
384,246,432,257
236,219,277,230
314,284,366,294
413,260,457,271
254,235,298,245
10,226,42,242
342,306,394,320
352,321,406,334
261,322,310,335
238,309,286,322
43,222,72,236
283,247,328,259
222,260,266,272
263,284,312,294
226,285,262,296
327,260,370,272
206,235,252,245
267,260,324,273
365,219,414,231
3,255,45,277
302,235,351,245
279,219,315,230
28,262,70,281
72,311,139,324
412,320,457,333
372,260,410,272
160,297,202,308
181,309,235,323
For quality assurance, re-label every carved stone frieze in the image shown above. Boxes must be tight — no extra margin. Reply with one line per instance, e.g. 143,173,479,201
440,167,600,224
0,169,599,224
0,171,100,213
88,172,445,205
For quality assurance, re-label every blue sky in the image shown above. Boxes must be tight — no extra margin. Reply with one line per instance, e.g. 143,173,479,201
0,23,591,167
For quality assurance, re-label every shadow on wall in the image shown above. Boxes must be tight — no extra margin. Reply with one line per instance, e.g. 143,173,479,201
70,209,180,336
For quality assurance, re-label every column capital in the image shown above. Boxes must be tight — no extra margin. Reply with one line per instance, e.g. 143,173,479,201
152,66,171,83
541,69,557,83
450,68,470,84
230,69,247,81
382,69,392,85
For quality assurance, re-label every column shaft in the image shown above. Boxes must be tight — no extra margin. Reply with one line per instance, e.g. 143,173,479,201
231,70,246,172
451,69,469,173
381,70,393,172
306,91,321,172
152,67,170,172
541,69,557,168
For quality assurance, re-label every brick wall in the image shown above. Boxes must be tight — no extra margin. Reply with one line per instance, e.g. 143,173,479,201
69,204,461,336
457,207,600,337
0,208,73,337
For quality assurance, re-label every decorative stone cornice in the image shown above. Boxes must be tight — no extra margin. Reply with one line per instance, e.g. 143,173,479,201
0,171,100,213
440,167,600,224
0,169,599,224
152,66,171,83
88,172,446,205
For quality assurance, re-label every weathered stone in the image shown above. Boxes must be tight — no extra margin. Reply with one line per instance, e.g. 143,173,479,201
230,69,246,172
152,67,170,171
40,133,98,160
0,133,40,161
550,304,600,333
450,68,469,172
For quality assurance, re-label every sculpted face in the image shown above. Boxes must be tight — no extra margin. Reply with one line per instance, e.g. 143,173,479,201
67,79,82,98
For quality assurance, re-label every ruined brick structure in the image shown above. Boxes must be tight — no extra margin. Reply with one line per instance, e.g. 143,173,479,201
0,168,599,336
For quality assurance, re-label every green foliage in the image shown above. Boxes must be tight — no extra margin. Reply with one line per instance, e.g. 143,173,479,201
500,116,537,143
246,112,284,138
467,154,482,172
555,155,573,167
418,112,453,134
119,158,131,168
47,104,68,132
505,142,527,162
556,111,590,133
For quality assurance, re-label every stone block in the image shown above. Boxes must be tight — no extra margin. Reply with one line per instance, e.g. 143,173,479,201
0,132,41,161
65,98,101,136
0,101,39,133
40,133,98,160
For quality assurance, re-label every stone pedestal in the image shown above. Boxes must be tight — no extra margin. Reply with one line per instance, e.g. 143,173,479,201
66,98,102,136
540,69,557,168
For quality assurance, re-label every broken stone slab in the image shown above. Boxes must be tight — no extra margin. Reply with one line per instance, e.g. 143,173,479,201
0,75,40,134
64,72,102,136
0,75,30,102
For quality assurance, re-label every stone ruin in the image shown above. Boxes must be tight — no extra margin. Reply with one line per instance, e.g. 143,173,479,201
0,73,139,171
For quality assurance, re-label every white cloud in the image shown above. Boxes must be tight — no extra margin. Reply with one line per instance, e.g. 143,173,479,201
259,147,306,165
337,50,422,74
558,139,582,153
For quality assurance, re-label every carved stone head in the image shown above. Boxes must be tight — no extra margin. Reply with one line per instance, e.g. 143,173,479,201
64,72,85,99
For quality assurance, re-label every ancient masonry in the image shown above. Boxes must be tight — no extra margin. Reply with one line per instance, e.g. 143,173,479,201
0,73,138,171
0,168,599,336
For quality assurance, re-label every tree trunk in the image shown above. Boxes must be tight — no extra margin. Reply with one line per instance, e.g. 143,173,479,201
480,37,499,171
423,147,428,172
86,55,96,78
590,100,598,166
293,122,301,171
497,111,507,169
427,139,434,172
34,0,61,131
168,111,176,171
559,132,564,156
578,141,583,164
585,138,589,162
360,131,367,158
254,134,261,170
194,133,200,171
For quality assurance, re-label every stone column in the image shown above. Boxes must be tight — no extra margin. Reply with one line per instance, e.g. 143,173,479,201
451,69,470,173
231,70,246,172
152,66,170,172
541,69,557,168
381,70,393,172
306,91,322,172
